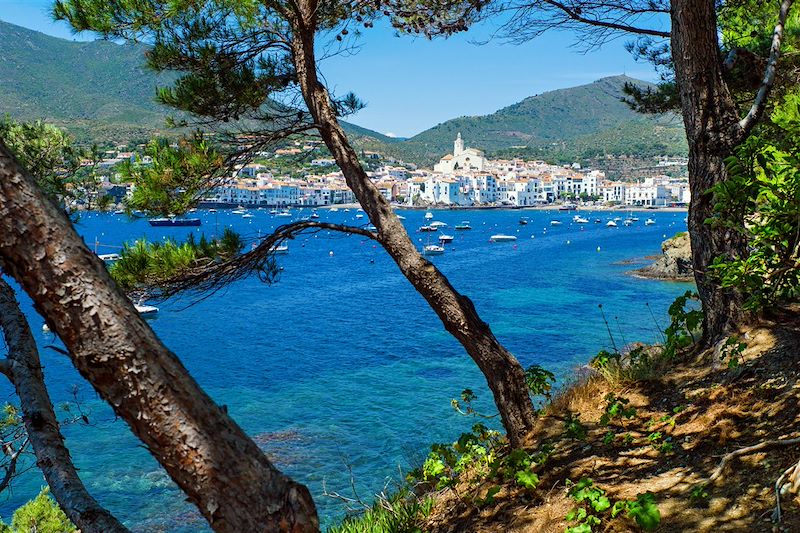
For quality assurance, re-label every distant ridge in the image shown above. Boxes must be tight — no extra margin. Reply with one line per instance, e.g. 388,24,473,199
362,75,688,165
0,20,686,162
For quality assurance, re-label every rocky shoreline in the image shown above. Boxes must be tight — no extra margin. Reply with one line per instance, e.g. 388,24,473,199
630,231,695,282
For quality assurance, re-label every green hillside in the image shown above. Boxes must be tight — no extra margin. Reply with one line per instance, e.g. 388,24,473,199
367,75,688,165
0,20,686,163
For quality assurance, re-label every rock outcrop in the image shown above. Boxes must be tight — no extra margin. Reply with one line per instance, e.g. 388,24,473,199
633,232,694,281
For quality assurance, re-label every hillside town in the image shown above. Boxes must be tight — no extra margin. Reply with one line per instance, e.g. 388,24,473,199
95,134,690,209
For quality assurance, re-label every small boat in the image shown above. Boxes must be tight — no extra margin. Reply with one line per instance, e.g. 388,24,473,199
623,219,633,226
423,244,445,256
367,225,378,231
310,212,320,219
134,303,159,317
397,215,406,220
550,220,562,226
645,218,656,226
559,203,578,211
276,211,292,217
438,234,454,243
606,220,618,227
208,208,217,213
594,218,602,224
148,217,202,227
630,216,640,222
269,209,278,215
490,234,517,242
344,208,350,212
242,213,255,218
419,225,438,232
269,244,289,254
330,207,339,212
519,217,529,225
232,206,247,215
42,323,50,333
113,209,125,215
455,222,472,230
424,212,434,220
355,214,364,219
575,217,589,224
97,253,121,263
430,221,448,228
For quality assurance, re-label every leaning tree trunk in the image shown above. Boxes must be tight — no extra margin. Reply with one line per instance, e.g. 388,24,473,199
0,278,129,533
288,17,536,447
670,0,749,344
0,140,319,533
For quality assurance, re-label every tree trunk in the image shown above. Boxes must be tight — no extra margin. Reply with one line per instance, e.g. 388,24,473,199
0,278,129,533
0,140,319,533
288,17,536,447
670,0,749,344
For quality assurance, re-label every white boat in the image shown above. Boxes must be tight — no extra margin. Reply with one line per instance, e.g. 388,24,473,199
366,225,377,231
276,211,292,217
397,215,406,220
422,244,445,256
575,217,589,224
550,220,563,226
490,234,517,242
438,234,454,243
330,207,339,212
269,209,278,214
42,323,50,333
134,303,159,317
455,221,472,230
113,209,125,215
606,220,618,227
97,253,121,262
269,244,289,254
355,214,364,219
231,205,247,214
424,212,434,220
645,218,656,225
208,208,217,213
623,219,633,226
419,225,438,232
310,212,320,219
430,221,448,228
242,213,255,218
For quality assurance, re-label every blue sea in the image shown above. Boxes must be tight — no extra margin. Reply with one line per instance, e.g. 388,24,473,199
1,208,690,531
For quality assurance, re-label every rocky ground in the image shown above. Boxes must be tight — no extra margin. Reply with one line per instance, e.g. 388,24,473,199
421,312,800,532
632,232,694,282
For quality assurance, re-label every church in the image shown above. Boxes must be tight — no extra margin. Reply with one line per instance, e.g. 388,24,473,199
433,133,487,174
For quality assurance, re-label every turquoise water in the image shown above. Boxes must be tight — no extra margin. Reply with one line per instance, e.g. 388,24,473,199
2,208,690,531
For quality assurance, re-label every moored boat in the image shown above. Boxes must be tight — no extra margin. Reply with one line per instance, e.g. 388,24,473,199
645,218,656,225
438,234,454,243
148,217,201,227
490,234,517,242
606,220,618,227
550,220,562,226
419,225,438,232
424,212,434,220
422,244,445,256
455,221,472,230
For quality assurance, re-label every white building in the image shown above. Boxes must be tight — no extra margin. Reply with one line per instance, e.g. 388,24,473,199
433,133,487,173
625,178,669,207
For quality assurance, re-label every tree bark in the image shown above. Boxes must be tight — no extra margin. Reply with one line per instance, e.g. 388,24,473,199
0,278,129,533
0,140,319,533
670,0,749,344
288,12,536,447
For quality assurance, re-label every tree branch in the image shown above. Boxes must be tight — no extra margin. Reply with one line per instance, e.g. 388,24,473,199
539,0,669,37
0,277,129,532
157,220,377,298
737,0,794,137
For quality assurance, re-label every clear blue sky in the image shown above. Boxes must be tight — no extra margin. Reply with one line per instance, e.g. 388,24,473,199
0,0,659,138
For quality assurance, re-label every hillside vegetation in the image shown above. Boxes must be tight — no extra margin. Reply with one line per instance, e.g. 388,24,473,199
0,21,686,162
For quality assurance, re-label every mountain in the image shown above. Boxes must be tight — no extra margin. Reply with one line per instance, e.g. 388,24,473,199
0,20,686,163
0,20,390,146
364,75,688,165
